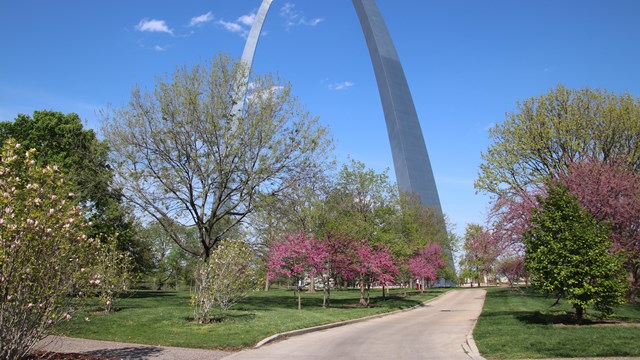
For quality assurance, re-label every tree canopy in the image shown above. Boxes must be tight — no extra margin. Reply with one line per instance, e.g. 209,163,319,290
102,54,332,259
0,111,147,272
476,85,640,198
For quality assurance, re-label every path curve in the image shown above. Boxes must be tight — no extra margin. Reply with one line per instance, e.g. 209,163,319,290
225,288,486,360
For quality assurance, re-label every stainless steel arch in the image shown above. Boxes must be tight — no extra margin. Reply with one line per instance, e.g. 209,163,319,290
238,0,444,217
352,0,443,214
233,0,273,115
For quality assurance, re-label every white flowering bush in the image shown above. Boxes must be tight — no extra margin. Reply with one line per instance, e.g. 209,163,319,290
0,139,116,359
192,239,261,323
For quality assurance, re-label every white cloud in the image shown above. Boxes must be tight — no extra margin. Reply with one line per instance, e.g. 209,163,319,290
217,20,246,35
280,2,324,29
217,10,260,38
189,11,214,27
329,81,354,91
154,45,168,52
238,13,256,26
135,18,173,35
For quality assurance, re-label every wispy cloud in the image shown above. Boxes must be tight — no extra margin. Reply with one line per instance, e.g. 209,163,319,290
217,10,260,38
217,19,247,35
189,11,214,27
280,2,324,29
328,81,355,91
153,44,169,52
135,18,173,35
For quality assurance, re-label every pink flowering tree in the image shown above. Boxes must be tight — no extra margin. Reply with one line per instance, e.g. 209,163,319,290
407,243,446,293
320,233,357,308
266,233,327,309
351,240,398,306
495,256,528,287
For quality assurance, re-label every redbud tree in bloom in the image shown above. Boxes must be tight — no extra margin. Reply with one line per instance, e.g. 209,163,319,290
266,233,327,310
407,243,445,293
351,240,398,306
0,140,99,359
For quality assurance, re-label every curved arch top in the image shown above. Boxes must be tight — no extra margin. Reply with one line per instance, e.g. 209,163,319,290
238,0,443,215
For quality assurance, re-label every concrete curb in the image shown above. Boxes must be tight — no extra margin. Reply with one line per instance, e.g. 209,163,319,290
254,291,447,348
463,290,487,360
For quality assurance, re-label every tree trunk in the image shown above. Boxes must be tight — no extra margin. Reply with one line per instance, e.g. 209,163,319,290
264,276,270,292
575,305,584,323
308,273,316,293
382,284,386,300
359,276,367,306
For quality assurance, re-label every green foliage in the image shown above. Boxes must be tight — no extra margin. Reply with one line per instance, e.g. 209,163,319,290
192,239,262,323
523,185,628,320
0,111,148,273
319,159,397,243
476,85,640,198
0,140,100,359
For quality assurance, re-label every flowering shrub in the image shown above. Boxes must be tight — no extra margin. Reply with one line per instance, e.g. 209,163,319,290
192,239,261,323
88,240,136,312
0,140,121,359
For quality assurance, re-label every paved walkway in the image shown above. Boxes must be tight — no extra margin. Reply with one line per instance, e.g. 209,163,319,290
227,289,486,360
37,289,486,360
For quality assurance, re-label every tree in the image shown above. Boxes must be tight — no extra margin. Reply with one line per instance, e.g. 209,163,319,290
460,224,501,287
476,85,640,199
266,233,327,309
390,193,453,288
407,243,446,293
102,54,332,260
319,233,357,307
321,159,396,243
351,240,398,306
0,111,149,273
0,140,102,359
192,239,261,323
495,256,527,287
523,184,627,321
558,159,640,300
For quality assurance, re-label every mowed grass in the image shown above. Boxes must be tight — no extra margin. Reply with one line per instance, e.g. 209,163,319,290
57,287,448,349
473,287,640,359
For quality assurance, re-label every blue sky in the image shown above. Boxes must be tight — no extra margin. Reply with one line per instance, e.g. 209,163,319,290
2,1,640,237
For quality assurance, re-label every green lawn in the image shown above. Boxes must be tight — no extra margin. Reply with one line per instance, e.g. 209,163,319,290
473,287,640,359
57,287,447,349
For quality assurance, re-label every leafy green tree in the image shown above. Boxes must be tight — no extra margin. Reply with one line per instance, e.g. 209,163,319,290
476,85,640,198
0,140,105,359
523,185,627,321
320,159,396,244
0,111,150,273
102,54,332,260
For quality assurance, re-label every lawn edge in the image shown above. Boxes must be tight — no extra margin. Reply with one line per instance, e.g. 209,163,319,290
253,289,452,348
462,289,487,360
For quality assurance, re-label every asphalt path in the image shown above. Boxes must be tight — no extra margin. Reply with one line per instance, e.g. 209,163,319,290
225,288,486,360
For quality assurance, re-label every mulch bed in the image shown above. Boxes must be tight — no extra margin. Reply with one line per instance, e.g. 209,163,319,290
27,351,114,360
